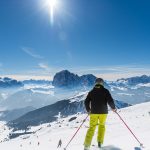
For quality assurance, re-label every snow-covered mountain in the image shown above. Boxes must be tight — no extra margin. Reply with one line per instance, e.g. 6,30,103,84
0,106,35,122
0,77,23,88
116,75,150,86
8,93,130,131
108,75,150,104
0,102,150,150
0,89,59,110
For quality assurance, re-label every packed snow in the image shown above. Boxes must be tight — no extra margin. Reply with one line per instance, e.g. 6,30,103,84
0,102,150,150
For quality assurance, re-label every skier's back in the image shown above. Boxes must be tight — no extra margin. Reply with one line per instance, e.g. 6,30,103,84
84,78,116,150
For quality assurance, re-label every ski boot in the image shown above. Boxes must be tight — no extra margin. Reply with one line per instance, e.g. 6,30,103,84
98,142,101,149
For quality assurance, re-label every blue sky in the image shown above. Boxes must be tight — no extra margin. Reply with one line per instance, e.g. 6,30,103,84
0,0,150,80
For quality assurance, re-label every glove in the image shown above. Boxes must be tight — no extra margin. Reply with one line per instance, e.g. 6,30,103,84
87,110,91,114
112,109,117,112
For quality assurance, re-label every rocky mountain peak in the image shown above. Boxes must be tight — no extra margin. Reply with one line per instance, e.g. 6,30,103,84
52,70,97,88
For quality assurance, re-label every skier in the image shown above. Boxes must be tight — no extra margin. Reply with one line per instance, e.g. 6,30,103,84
38,141,40,146
84,78,117,150
57,139,62,148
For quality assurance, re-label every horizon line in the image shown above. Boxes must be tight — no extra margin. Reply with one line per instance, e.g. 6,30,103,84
0,72,150,82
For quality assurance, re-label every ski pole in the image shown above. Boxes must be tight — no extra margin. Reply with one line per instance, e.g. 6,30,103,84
64,114,89,150
115,111,144,147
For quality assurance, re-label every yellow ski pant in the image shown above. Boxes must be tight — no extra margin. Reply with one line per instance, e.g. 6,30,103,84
84,114,107,147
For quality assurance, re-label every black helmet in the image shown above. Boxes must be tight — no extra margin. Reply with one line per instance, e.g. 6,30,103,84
95,78,104,85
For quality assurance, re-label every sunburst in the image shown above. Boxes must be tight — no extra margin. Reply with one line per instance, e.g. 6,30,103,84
46,0,58,25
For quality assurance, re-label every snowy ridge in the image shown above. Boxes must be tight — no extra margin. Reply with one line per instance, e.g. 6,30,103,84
7,93,129,131
0,102,150,150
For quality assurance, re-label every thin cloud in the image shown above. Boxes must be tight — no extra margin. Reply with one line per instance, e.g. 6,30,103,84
38,63,51,71
71,65,150,81
1,74,52,81
75,65,150,74
22,47,44,59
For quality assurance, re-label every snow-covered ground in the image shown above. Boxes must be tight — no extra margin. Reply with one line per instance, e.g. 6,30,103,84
0,102,150,150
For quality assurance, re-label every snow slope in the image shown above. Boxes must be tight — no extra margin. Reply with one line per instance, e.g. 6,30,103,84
0,102,150,150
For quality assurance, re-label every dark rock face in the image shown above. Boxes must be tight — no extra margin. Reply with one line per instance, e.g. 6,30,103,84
68,117,77,122
80,74,97,86
52,70,80,88
9,132,33,139
52,70,97,88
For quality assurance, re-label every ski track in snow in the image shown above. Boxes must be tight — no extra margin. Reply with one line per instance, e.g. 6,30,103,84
0,102,150,150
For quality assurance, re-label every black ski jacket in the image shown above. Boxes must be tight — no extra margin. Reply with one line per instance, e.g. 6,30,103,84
84,84,116,114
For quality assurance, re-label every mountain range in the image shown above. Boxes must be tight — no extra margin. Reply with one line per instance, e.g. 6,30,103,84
0,71,150,131
0,77,23,88
8,93,130,131
116,75,150,85
1,71,150,89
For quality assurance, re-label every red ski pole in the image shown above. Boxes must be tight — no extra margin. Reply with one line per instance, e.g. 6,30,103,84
115,111,144,147
64,114,89,150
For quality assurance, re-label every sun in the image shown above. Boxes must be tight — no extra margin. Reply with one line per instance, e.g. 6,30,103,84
41,0,62,25
48,0,57,8
46,0,58,25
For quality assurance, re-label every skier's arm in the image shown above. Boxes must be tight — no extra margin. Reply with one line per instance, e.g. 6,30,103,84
84,92,92,113
106,90,116,111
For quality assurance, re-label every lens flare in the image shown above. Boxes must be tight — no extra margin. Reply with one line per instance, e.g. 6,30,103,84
46,0,58,25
